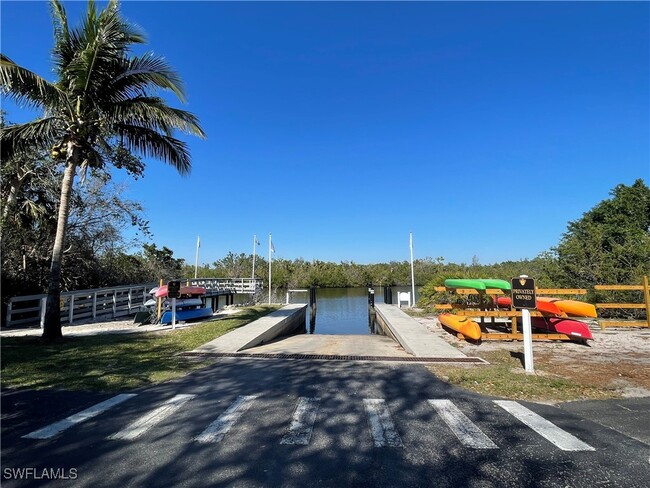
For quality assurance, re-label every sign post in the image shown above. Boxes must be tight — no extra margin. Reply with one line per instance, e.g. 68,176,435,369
511,275,536,373
167,281,181,330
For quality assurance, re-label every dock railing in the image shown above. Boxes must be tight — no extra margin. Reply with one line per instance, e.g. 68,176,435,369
4,278,264,328
5,283,158,329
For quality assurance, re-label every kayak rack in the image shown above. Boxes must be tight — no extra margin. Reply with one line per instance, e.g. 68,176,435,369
433,287,589,342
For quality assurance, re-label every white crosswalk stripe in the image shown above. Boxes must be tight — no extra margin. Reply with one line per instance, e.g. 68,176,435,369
108,394,195,441
428,399,498,449
22,394,137,440
21,394,600,453
195,395,258,444
363,399,404,448
281,397,321,445
495,400,595,451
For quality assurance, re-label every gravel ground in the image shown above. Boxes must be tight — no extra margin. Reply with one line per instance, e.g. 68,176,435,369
416,315,650,397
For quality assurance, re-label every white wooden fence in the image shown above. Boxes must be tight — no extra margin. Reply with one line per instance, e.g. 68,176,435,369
5,284,157,328
4,278,265,328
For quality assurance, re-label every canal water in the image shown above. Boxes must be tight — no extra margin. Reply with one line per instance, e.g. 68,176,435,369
238,286,421,335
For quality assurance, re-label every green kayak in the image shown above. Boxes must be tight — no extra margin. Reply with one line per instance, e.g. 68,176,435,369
444,279,487,291
477,279,511,291
443,278,511,291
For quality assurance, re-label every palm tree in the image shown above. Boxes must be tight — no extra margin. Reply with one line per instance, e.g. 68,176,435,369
1,0,205,341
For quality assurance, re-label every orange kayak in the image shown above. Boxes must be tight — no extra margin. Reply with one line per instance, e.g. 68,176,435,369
495,296,563,315
438,313,482,340
536,297,597,318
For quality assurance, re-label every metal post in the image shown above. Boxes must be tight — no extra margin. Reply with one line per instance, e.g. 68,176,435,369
194,235,200,279
252,235,258,280
171,297,177,329
384,286,393,304
268,233,273,304
522,308,534,373
520,274,534,373
409,232,416,307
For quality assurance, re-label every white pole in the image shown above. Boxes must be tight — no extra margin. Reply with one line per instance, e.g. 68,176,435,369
409,232,416,307
268,233,273,304
194,235,200,279
252,234,257,280
171,297,177,330
520,274,534,373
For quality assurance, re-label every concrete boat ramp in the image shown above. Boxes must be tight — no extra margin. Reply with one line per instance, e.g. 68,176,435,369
190,303,482,363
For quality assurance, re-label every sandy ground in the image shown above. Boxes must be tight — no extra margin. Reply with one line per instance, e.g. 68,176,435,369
0,307,243,338
415,315,650,398
3,309,648,398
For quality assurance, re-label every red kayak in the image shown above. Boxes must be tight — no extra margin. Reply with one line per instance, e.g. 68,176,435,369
531,317,593,340
154,285,206,298
494,296,563,315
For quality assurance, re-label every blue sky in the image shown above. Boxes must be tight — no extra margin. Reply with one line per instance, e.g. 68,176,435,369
2,1,648,266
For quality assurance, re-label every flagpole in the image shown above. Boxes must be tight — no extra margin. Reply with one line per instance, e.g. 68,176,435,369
194,235,200,279
409,232,415,307
252,234,257,280
268,233,273,304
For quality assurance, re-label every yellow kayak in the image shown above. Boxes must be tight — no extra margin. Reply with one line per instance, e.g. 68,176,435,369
438,313,482,340
537,297,597,318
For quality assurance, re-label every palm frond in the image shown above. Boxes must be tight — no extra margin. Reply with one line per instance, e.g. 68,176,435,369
108,96,205,138
63,0,146,105
49,0,72,74
0,55,65,111
109,52,187,103
1,118,61,162
116,124,191,175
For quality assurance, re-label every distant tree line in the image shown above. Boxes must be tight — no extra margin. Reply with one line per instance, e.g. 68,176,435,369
3,151,649,317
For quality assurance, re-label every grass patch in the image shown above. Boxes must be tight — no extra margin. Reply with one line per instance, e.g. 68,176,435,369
1,305,281,392
428,350,619,402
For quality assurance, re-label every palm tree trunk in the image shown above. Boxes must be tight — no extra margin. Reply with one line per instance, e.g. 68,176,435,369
42,157,77,342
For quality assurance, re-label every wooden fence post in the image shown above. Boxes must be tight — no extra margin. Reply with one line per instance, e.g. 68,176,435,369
40,297,46,329
643,276,650,328
68,295,75,324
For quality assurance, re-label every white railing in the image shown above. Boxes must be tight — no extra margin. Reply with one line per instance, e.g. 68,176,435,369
5,283,158,329
286,289,309,304
5,278,265,328
189,278,263,294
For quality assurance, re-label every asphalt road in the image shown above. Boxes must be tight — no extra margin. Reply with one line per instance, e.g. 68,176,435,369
2,358,649,488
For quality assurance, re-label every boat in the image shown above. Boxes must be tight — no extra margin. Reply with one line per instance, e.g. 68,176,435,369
155,284,206,298
477,279,511,291
444,279,486,291
159,306,213,325
444,278,511,292
494,296,563,315
536,297,597,318
438,313,482,340
531,317,593,340
144,297,203,309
